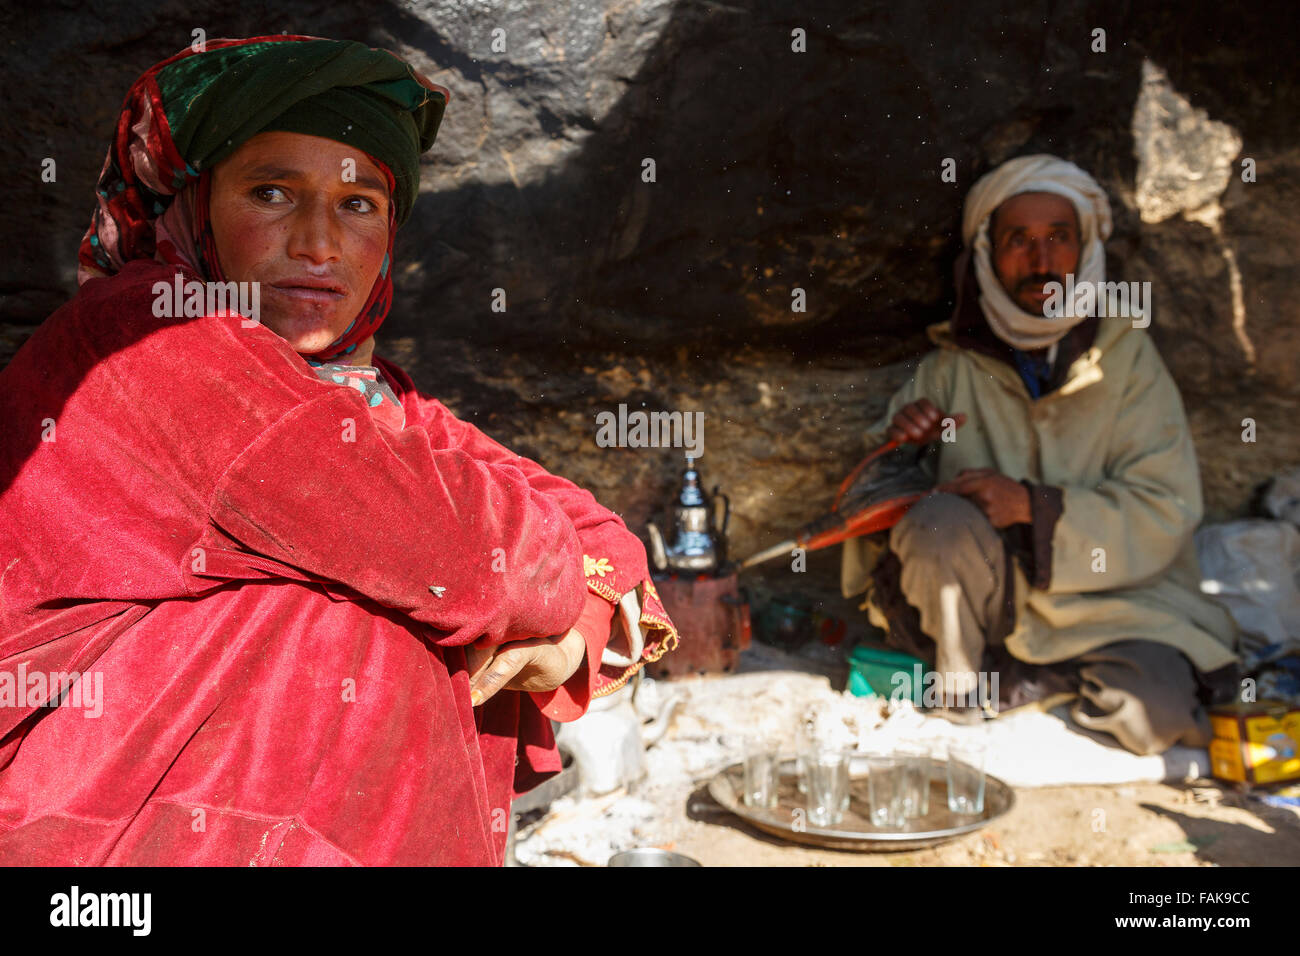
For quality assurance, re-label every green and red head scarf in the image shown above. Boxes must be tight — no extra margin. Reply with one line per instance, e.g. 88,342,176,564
79,35,449,361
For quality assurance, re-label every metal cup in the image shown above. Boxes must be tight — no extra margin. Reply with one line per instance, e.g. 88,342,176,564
608,848,702,867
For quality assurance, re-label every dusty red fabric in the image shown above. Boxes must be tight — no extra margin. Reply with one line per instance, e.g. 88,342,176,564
534,591,618,723
0,259,668,865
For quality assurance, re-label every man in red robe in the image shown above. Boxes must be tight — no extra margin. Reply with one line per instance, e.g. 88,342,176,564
0,35,677,866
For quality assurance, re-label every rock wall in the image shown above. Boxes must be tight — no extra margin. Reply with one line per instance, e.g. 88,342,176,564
2,0,1297,601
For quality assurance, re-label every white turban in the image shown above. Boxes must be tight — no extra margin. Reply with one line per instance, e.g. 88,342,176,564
962,154,1113,351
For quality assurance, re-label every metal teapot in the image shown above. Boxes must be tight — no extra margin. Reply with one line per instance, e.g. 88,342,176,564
646,456,730,574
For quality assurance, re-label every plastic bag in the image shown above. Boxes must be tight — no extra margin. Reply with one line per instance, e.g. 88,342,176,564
1196,519,1300,658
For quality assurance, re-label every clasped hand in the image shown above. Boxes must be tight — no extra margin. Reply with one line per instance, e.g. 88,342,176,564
466,627,587,707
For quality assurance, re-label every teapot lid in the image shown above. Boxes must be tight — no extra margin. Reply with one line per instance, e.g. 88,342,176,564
678,456,705,507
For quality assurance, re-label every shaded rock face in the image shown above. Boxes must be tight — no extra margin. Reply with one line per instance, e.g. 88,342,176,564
2,1,1297,604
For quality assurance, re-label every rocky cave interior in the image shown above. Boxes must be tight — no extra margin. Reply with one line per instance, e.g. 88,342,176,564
3,0,1296,637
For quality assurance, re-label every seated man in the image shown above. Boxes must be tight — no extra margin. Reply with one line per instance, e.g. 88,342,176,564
841,154,1237,756
0,35,676,865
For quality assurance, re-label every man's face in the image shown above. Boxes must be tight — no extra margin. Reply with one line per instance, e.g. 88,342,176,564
989,191,1081,316
208,131,390,354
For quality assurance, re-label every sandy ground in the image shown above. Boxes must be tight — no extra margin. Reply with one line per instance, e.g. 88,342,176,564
668,779,1300,867
520,763,1300,868
515,648,1300,867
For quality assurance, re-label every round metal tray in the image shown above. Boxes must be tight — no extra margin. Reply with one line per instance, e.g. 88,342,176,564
707,755,1014,852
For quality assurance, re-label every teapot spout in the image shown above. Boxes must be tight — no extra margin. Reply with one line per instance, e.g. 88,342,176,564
646,522,669,573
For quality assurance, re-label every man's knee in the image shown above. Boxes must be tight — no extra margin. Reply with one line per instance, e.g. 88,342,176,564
1071,641,1204,755
890,492,995,567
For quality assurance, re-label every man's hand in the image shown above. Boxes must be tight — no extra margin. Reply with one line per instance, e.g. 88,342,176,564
466,627,587,707
887,398,967,446
934,468,1031,528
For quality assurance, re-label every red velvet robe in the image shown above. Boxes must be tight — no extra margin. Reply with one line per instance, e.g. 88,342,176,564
0,259,674,865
